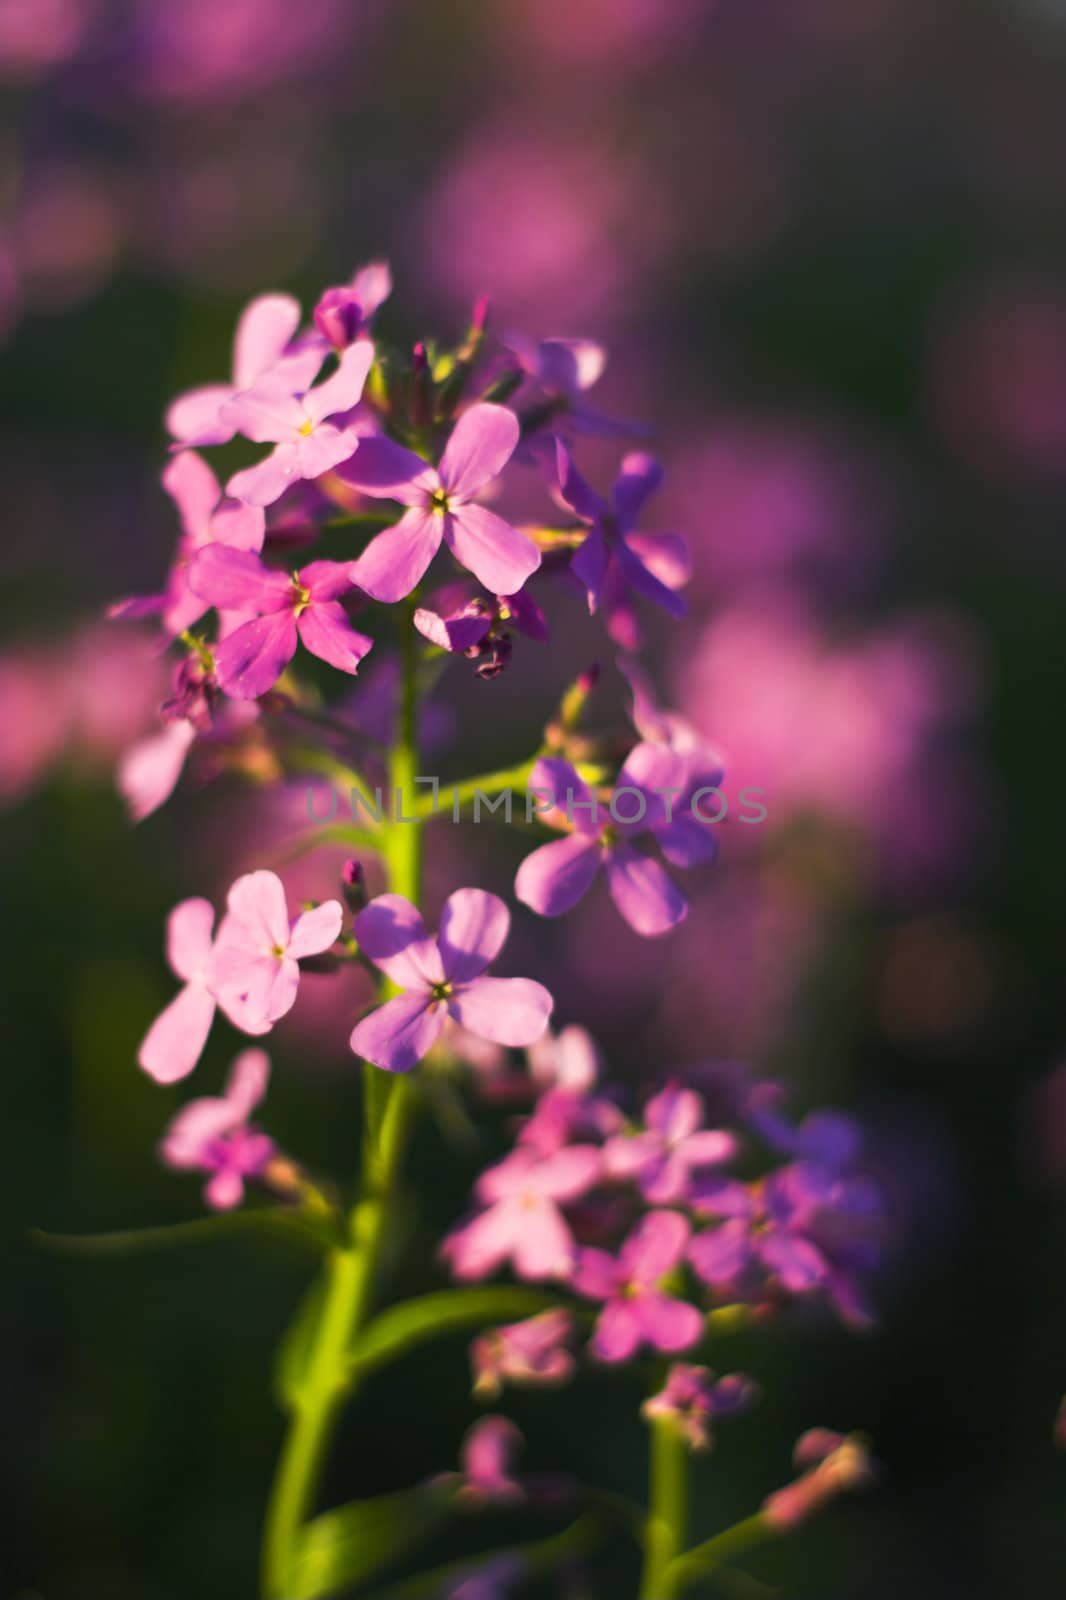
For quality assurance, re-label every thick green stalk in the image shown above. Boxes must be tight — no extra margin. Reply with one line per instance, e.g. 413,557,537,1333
261,610,423,1599
640,1416,690,1600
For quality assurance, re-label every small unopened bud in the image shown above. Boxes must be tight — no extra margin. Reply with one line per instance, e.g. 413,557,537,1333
262,1156,304,1200
411,341,432,425
762,1431,875,1532
313,286,365,350
342,859,368,912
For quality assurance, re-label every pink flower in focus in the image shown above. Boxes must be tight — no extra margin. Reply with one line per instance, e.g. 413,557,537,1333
166,292,322,446
223,342,374,507
442,1144,601,1283
573,1209,703,1362
350,889,553,1073
189,548,372,698
159,1047,276,1211
339,403,540,602
210,869,343,1030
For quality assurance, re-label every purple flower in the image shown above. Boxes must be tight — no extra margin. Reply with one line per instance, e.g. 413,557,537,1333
110,452,265,637
160,1047,276,1211
604,1083,737,1204
555,442,689,648
641,1363,759,1451
573,1210,704,1363
350,889,554,1073
338,403,540,601
471,1309,576,1399
222,342,375,507
515,747,716,938
459,1416,525,1506
442,1144,601,1282
414,582,548,679
189,547,373,699
312,260,392,350
166,293,322,447
503,332,607,399
138,896,271,1084
210,870,343,1030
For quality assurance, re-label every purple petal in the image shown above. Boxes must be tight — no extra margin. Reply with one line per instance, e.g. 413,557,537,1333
303,342,373,424
232,293,303,389
213,611,298,698
349,507,443,603
759,1232,829,1293
438,403,520,499
572,1248,620,1301
555,439,609,524
162,450,219,542
445,504,540,596
604,841,687,937
655,816,719,869
353,894,444,987
297,601,373,675
210,498,266,553
300,559,358,601
616,537,687,619
570,524,608,611
188,545,292,613
138,982,215,1084
590,1299,642,1363
612,452,664,529
625,530,691,590
413,605,492,653
438,888,510,983
688,1219,753,1286
291,423,360,481
227,445,303,508
334,433,436,502
621,1209,691,1285
515,834,601,918
349,991,446,1072
449,975,553,1048
645,1084,703,1145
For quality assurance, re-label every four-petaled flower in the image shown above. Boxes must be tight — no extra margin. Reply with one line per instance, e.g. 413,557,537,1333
339,403,541,601
442,1144,601,1282
471,1309,577,1399
573,1209,704,1362
604,1082,737,1204
223,343,375,507
210,870,343,1030
160,1048,276,1211
189,546,373,699
350,889,554,1073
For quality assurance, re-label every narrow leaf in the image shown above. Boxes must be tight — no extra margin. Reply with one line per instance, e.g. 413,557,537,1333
284,1482,455,1600
275,1271,329,1412
348,1286,561,1378
31,1208,329,1260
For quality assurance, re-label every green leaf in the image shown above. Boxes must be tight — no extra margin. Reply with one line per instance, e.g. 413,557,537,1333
275,1271,329,1412
283,1482,455,1600
347,1286,561,1378
31,1208,330,1260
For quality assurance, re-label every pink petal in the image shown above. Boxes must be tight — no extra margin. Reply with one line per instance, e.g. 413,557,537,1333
241,952,299,1026
161,1094,240,1168
166,896,216,982
227,443,303,508
536,1145,603,1202
213,610,298,698
226,870,291,952
162,450,220,543
348,506,443,602
349,990,445,1073
138,981,216,1084
297,601,373,675
616,538,687,619
166,384,238,446
515,833,601,918
353,894,444,987
334,433,437,502
287,901,343,960
437,888,510,983
590,1299,642,1363
621,1210,691,1285
645,1084,703,1146
612,453,664,528
223,1047,271,1118
510,1198,577,1280
349,259,393,316
118,720,196,822
448,975,553,1048
444,504,540,595
632,1290,703,1353
221,379,304,444
293,422,361,480
205,1168,245,1211
572,1248,620,1300
188,545,292,613
604,840,687,937
413,605,491,652
625,530,691,590
438,402,520,499
232,292,302,388
443,1200,523,1281
210,498,266,553
303,342,373,423
300,559,358,601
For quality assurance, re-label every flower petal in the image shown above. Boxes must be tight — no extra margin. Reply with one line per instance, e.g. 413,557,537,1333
118,720,196,822
555,438,609,524
166,896,216,982
448,975,553,1048
227,445,302,508
590,1299,642,1363
223,1047,271,1119
515,834,601,918
438,888,510,983
303,342,374,424
353,894,444,987
632,1290,703,1353
233,293,303,388
445,504,541,596
166,384,238,446
162,450,220,543
138,981,216,1084
188,545,292,613
621,1210,691,1285
226,871,291,952
612,452,664,528
349,507,443,603
510,1198,576,1280
297,601,373,676
350,991,445,1073
335,433,437,502
287,900,343,960
438,403,519,499
604,840,687,937
213,610,298,698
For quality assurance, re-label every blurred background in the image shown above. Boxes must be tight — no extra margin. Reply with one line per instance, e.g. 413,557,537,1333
4,0,1066,1595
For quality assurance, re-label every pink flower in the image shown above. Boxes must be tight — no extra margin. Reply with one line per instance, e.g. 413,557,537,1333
118,717,198,823
350,889,553,1074
111,451,264,636
210,870,343,1030
159,1047,277,1211
339,403,541,602
166,292,322,447
573,1210,704,1362
189,547,372,699
138,896,271,1085
641,1363,758,1452
459,1416,525,1506
222,342,375,507
471,1309,576,1399
604,1083,737,1204
442,1145,601,1282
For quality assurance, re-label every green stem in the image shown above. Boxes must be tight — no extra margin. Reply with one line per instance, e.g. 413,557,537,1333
640,1416,690,1600
260,609,424,1599
412,758,609,820
662,1515,774,1597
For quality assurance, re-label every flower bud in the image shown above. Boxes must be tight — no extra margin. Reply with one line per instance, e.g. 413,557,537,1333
762,1431,875,1531
342,859,368,913
313,286,366,350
